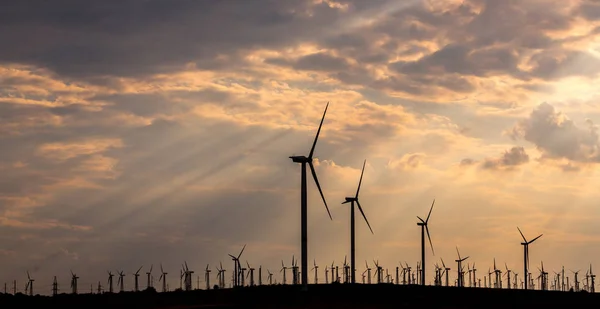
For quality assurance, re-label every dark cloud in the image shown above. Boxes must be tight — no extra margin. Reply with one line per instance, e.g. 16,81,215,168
508,103,600,163
0,0,356,80
481,146,529,170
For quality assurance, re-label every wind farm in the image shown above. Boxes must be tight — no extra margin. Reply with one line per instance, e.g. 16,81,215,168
2,102,600,309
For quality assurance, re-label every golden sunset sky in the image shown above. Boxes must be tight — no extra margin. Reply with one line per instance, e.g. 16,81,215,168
2,0,600,293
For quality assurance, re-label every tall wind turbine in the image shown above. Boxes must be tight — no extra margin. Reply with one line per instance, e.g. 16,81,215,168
289,102,332,289
228,245,246,287
25,271,34,296
146,265,153,289
159,264,167,292
417,199,435,286
107,271,114,293
455,247,469,288
342,159,374,284
133,265,143,292
517,227,542,290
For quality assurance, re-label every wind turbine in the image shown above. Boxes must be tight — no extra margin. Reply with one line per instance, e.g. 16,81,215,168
71,270,79,294
228,244,246,287
117,270,125,292
280,260,288,284
342,159,374,284
205,264,211,289
590,264,595,293
572,269,580,292
246,261,255,286
133,266,143,292
455,247,468,287
25,271,34,296
289,102,332,289
417,199,435,286
441,258,450,287
517,227,542,290
267,269,273,285
311,259,319,284
159,264,167,292
107,271,114,293
216,263,225,288
146,265,153,289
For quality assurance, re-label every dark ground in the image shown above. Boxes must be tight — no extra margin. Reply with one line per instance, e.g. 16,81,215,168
1,284,598,309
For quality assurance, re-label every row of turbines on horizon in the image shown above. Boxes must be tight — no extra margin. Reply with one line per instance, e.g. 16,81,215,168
4,251,597,296
4,102,597,296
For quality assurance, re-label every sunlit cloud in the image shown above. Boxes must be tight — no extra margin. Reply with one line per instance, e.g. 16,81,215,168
3,0,600,293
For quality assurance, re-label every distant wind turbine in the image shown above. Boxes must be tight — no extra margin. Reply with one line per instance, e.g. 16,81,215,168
342,159,374,284
517,226,542,290
417,199,435,286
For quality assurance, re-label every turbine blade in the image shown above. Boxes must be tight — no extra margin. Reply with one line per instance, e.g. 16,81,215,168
238,244,246,259
417,216,425,223
529,234,543,244
425,225,434,255
356,200,373,234
456,247,461,259
355,159,366,198
425,199,435,223
309,162,332,220
517,226,527,242
308,102,328,159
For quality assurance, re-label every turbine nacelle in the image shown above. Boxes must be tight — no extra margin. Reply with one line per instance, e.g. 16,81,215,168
290,155,310,163
343,197,356,203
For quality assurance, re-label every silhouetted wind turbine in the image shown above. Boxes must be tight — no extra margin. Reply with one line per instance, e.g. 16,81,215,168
107,271,114,293
455,248,468,288
146,265,153,289
117,270,125,292
517,227,542,290
289,102,332,289
205,264,211,289
228,244,246,287
342,159,374,284
590,264,595,293
417,199,435,286
133,265,143,292
159,264,167,292
311,259,319,284
25,271,33,296
71,270,79,294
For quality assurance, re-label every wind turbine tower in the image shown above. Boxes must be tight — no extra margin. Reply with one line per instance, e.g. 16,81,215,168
107,271,114,293
289,102,333,289
117,270,125,292
416,199,435,286
25,271,34,296
146,265,153,289
342,159,374,284
133,266,143,292
70,271,79,294
517,227,542,290
228,245,246,287
205,264,211,289
312,260,319,284
455,248,469,288
159,264,168,292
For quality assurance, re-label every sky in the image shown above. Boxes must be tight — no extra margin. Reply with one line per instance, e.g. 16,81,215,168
3,0,600,294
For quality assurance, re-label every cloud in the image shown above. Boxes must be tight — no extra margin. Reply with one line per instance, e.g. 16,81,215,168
481,146,530,170
508,102,600,163
4,0,600,293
